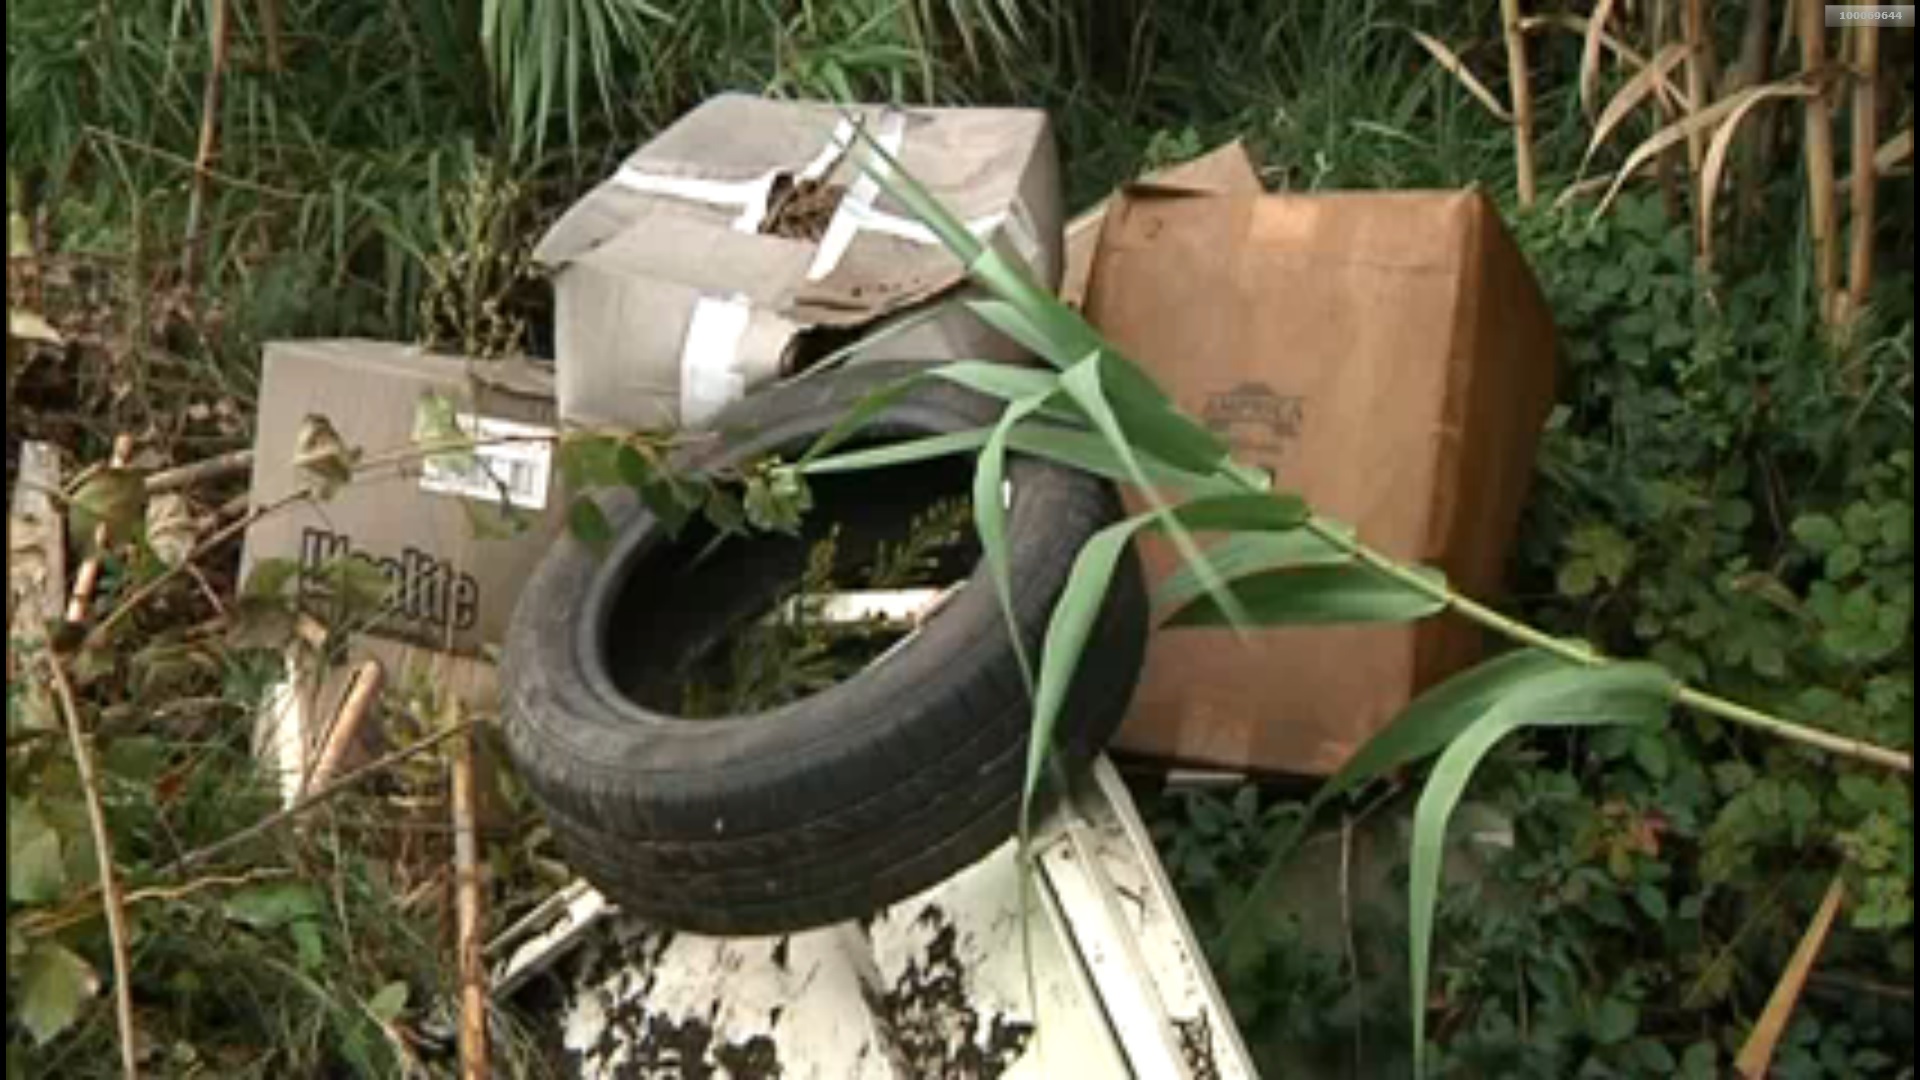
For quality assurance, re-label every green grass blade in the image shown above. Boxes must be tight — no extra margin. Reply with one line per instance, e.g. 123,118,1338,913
976,391,1058,695
1059,353,1250,629
1020,490,1304,833
1154,527,1354,612
796,361,1055,467
1163,562,1448,627
844,115,983,262
1216,647,1586,958
800,429,989,474
1406,663,1673,1077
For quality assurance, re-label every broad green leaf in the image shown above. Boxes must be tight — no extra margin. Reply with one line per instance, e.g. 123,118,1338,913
8,801,66,904
1220,648,1579,953
557,433,623,491
242,558,301,600
568,496,613,550
976,391,1058,695
67,467,146,549
614,443,653,490
17,942,97,1046
224,881,326,929
1059,353,1248,629
412,392,475,473
1165,561,1447,627
1155,526,1354,612
312,556,396,616
368,980,410,1023
1407,662,1673,1076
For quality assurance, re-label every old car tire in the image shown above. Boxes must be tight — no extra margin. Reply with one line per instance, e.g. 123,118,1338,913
501,361,1148,936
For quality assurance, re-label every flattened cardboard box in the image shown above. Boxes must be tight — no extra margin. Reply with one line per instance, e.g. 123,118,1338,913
536,93,1063,430
241,340,568,657
1087,186,1557,776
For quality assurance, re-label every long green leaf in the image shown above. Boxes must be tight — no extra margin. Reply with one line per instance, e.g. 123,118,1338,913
1217,647,1586,958
798,361,1062,467
1022,492,1310,832
1059,353,1250,629
845,116,982,262
1406,663,1672,1076
801,418,1237,494
976,391,1058,695
1165,562,1448,627
1154,525,1356,612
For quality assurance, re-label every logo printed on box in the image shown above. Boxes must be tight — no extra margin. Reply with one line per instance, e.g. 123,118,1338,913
299,528,481,635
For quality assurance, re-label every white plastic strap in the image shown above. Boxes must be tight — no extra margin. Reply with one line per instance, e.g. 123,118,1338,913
806,112,907,280
678,295,754,426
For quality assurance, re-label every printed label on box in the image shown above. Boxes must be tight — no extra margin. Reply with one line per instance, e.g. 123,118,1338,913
419,415,554,511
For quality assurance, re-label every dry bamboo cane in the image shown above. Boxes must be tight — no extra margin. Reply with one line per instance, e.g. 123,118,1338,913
1844,5,1881,332
1798,0,1841,327
1500,0,1538,207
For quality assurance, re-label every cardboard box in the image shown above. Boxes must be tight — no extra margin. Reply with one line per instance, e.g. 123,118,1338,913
1086,178,1557,776
1059,142,1264,309
240,340,567,656
534,94,1063,430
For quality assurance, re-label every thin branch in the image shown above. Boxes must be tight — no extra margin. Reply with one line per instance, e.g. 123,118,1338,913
160,719,480,875
83,488,312,648
44,656,140,1080
19,869,294,938
144,449,254,495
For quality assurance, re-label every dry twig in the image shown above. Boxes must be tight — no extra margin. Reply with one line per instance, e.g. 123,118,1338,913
144,448,254,495
44,655,140,1079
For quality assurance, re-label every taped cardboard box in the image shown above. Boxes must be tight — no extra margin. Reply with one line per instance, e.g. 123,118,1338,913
241,340,565,656
241,341,565,801
1086,182,1557,776
535,94,1062,430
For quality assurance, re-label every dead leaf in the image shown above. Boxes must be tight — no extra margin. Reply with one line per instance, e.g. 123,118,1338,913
8,309,61,345
294,415,357,500
145,493,198,568
1409,31,1515,123
67,467,147,551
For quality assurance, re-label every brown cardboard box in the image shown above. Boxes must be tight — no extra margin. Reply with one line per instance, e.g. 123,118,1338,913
240,340,567,656
1086,186,1557,776
1059,142,1263,309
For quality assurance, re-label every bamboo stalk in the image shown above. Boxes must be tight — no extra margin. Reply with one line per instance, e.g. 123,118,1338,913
1798,0,1840,326
45,656,140,1079
65,434,135,626
1845,6,1880,328
1683,0,1713,175
301,659,385,796
1500,0,1537,206
451,707,489,1080
182,0,234,288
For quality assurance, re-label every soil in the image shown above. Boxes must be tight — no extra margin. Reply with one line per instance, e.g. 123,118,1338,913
759,175,846,242
870,907,1034,1079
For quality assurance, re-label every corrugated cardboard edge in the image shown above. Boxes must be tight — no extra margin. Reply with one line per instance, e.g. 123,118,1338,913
1412,191,1559,690
1060,141,1261,308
